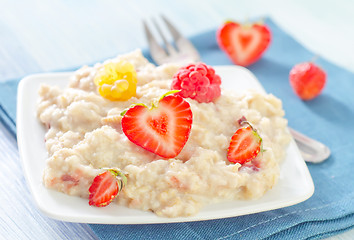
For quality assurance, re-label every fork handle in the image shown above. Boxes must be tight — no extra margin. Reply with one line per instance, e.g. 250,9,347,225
289,127,330,163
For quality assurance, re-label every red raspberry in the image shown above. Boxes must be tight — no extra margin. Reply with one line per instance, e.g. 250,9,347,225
171,63,221,103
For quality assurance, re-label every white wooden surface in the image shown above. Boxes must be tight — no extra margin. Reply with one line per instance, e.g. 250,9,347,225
1,0,353,239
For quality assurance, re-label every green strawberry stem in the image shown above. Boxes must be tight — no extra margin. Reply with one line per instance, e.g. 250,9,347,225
103,168,127,191
158,90,181,101
153,90,181,108
120,90,181,116
116,170,127,190
120,103,147,116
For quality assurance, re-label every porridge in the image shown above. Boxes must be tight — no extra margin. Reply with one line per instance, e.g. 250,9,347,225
37,50,291,218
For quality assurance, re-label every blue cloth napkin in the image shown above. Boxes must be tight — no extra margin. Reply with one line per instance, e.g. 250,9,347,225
2,18,354,239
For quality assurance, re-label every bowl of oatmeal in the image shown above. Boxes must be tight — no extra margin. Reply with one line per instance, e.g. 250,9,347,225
17,50,314,224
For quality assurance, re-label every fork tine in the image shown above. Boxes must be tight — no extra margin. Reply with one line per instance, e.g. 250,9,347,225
161,15,200,60
160,15,183,42
152,18,177,55
144,16,200,65
143,19,168,61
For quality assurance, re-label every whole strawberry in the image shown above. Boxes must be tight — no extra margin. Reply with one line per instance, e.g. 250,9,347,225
289,62,326,100
171,63,221,103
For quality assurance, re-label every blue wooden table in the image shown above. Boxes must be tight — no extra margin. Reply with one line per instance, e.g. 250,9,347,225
1,0,354,239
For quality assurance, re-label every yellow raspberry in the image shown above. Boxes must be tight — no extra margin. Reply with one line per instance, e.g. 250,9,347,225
94,61,137,101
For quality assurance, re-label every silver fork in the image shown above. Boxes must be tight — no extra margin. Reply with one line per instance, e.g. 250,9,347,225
143,15,200,65
143,16,330,163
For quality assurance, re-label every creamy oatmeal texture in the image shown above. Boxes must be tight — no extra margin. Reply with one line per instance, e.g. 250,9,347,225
37,50,291,217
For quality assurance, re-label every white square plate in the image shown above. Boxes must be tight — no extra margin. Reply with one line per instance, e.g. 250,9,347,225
17,65,314,224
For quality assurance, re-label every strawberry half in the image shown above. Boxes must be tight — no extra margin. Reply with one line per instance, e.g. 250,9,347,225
89,169,127,207
216,21,271,67
227,123,262,165
121,92,193,158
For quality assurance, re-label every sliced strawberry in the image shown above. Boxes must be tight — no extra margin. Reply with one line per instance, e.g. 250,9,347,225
216,21,271,67
89,169,126,207
227,125,262,164
121,93,193,158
